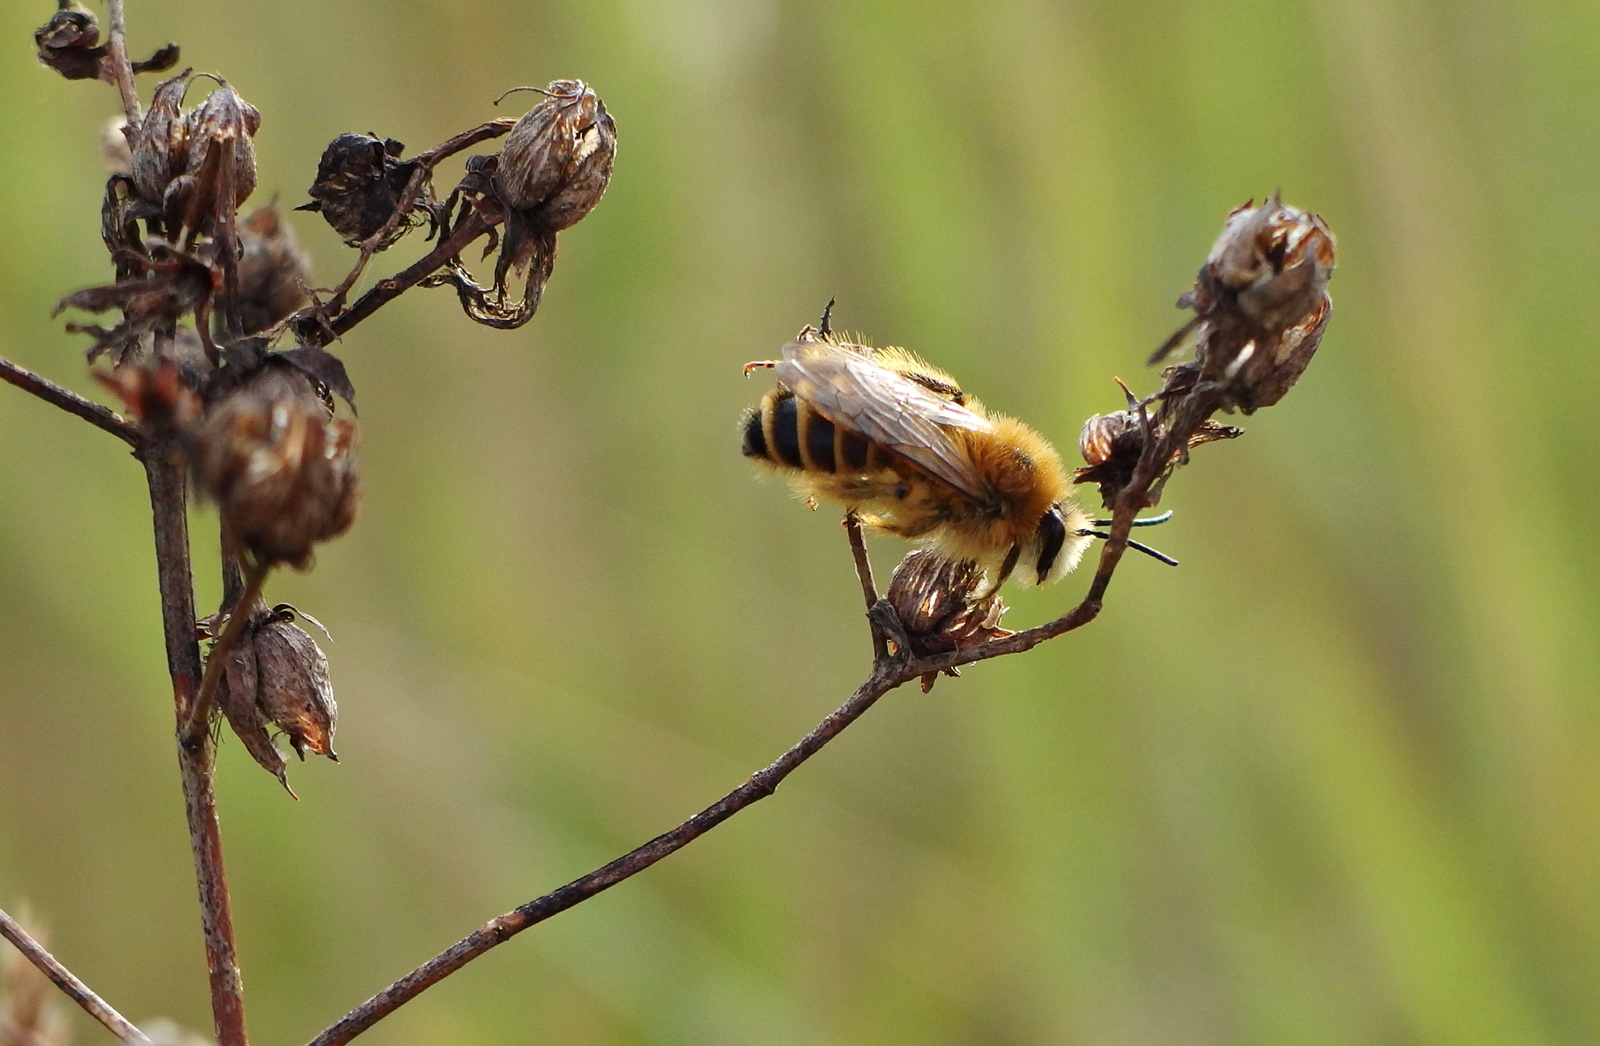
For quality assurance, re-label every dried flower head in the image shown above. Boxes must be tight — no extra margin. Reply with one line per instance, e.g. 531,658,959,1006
212,604,338,794
885,549,1011,692
1193,194,1335,333
299,133,421,244
1074,404,1241,505
33,0,99,80
493,79,617,231
34,0,177,82
168,75,260,243
429,80,617,329
234,204,311,334
254,611,337,760
191,360,360,570
1151,193,1336,412
128,71,193,215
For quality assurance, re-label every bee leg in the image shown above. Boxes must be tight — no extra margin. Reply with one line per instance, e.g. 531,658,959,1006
742,359,778,376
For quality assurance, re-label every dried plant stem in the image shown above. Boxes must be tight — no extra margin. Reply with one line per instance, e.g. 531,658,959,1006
329,211,494,337
0,906,152,1045
103,0,142,126
304,660,905,1046
182,559,266,747
843,514,888,659
143,447,249,1046
0,355,140,447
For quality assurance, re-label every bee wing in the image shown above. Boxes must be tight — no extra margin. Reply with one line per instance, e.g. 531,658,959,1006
776,340,995,501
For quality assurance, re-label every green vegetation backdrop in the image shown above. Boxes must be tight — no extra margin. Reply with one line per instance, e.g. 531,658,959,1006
2,1,1594,1043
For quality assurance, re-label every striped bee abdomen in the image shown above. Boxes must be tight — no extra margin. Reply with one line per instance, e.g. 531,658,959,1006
743,389,883,476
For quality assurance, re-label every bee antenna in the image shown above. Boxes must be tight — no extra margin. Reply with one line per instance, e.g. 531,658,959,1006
818,297,837,336
1089,509,1173,528
1080,530,1179,566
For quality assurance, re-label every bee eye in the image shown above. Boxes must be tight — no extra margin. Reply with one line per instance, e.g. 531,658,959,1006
1034,505,1067,582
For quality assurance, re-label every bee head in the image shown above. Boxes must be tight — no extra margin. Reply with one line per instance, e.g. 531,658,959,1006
1017,503,1093,587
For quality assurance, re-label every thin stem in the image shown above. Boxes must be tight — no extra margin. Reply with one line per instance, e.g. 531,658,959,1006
842,515,887,660
304,659,907,1046
143,445,249,1046
182,558,266,747
329,210,494,336
0,906,153,1044
0,355,140,448
104,0,142,127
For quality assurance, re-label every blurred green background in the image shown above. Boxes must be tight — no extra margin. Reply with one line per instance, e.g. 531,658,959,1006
1,0,1594,1043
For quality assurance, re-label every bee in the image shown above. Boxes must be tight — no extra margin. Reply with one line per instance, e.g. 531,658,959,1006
742,325,1098,590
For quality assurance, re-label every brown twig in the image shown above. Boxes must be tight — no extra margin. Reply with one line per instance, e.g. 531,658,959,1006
182,558,266,747
0,355,141,448
842,514,888,660
303,519,1127,1046
328,210,493,337
0,905,152,1044
103,0,142,127
143,446,249,1046
303,659,908,1046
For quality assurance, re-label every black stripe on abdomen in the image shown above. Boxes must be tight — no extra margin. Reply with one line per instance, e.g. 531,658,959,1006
771,394,804,468
804,412,837,471
839,429,868,470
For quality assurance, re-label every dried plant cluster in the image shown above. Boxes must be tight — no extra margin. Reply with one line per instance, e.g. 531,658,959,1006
0,4,1332,1046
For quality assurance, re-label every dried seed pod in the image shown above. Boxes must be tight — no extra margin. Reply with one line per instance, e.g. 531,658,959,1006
33,0,100,80
885,549,1011,692
494,79,617,230
1074,408,1147,503
234,204,311,334
299,133,420,244
253,614,337,761
34,2,177,83
213,608,289,789
491,80,616,292
167,76,260,241
1074,405,1241,505
1194,194,1335,333
1152,194,1336,412
129,71,193,213
191,361,360,570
